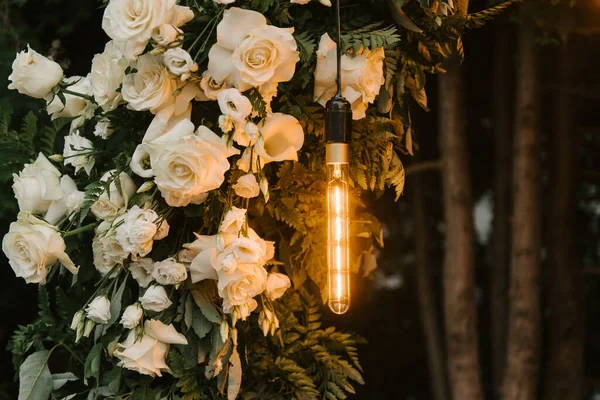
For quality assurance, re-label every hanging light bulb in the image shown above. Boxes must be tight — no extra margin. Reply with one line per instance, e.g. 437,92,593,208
326,0,352,315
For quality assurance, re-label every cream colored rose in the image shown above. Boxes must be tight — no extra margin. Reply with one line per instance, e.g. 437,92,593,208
120,303,143,329
114,320,188,377
86,296,111,324
163,48,196,78
219,262,267,312
115,206,159,258
153,120,239,207
91,171,136,221
46,75,93,119
129,258,155,287
92,221,128,276
102,0,194,60
152,24,181,47
91,41,129,111
314,33,385,120
233,174,260,198
2,213,78,284
152,258,187,286
140,285,172,312
254,113,304,164
265,272,291,300
220,207,247,234
8,45,63,99
63,131,95,176
230,298,258,321
122,53,178,113
12,153,62,216
207,7,299,92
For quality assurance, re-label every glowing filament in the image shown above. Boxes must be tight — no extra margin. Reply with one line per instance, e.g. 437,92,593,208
327,162,350,314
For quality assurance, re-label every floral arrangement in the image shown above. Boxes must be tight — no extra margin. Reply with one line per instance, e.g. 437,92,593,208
0,0,496,398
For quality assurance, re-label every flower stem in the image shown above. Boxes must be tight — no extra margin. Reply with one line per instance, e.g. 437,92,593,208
61,89,95,102
59,342,84,365
63,223,97,238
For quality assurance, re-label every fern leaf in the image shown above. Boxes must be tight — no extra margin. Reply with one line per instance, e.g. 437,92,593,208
466,0,521,29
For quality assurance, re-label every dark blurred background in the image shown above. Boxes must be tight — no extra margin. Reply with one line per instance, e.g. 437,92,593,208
1,1,599,399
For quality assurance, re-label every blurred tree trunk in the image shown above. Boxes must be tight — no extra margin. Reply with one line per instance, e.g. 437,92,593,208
502,23,541,400
490,17,512,399
439,61,483,399
412,175,449,400
544,38,585,400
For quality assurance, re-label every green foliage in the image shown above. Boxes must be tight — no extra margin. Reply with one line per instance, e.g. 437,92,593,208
246,292,365,400
465,0,521,29
341,23,401,54
295,30,317,65
18,350,53,400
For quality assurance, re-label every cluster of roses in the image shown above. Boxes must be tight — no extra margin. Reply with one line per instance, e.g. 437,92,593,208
4,0,387,382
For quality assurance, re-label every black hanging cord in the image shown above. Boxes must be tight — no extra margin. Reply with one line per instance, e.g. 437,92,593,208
335,0,342,97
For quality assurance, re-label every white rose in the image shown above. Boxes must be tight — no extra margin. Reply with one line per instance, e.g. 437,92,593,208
102,0,194,60
122,53,178,113
114,320,188,377
12,153,62,216
152,24,182,47
207,7,299,91
94,120,114,139
314,33,385,120
163,48,196,77
45,175,85,224
254,113,304,164
220,207,246,234
258,308,279,336
92,221,128,276
8,45,64,99
130,258,155,287
63,131,95,176
91,171,136,221
140,285,172,312
120,303,143,329
229,237,265,264
219,262,267,310
265,272,291,300
199,71,230,101
152,258,187,286
217,88,252,123
91,41,129,111
232,174,260,198
86,296,111,324
153,120,239,207
2,213,78,284
115,206,160,258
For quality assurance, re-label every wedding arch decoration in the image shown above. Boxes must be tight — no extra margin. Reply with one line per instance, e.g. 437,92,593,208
2,0,509,398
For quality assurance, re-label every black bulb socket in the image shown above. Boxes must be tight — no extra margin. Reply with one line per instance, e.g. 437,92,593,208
325,96,352,144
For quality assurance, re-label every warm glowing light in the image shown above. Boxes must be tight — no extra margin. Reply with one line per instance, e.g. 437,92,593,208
327,161,350,314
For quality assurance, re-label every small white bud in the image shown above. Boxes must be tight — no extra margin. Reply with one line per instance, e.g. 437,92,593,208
136,181,154,194
48,154,63,162
70,310,85,331
260,176,269,203
220,320,229,343
83,319,95,338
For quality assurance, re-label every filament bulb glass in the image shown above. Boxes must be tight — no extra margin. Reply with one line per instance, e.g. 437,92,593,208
327,156,350,314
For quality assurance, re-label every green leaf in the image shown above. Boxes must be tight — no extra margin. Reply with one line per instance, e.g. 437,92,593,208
192,303,212,340
104,276,128,331
51,372,78,390
18,350,53,400
295,31,316,65
84,343,102,380
131,386,159,400
191,290,221,324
